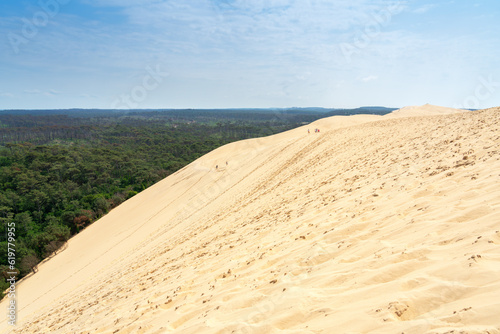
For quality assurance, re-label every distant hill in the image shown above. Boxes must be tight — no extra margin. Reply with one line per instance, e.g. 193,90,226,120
0,107,398,118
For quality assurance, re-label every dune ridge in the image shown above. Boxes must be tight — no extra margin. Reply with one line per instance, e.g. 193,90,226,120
1,105,500,333
389,104,465,116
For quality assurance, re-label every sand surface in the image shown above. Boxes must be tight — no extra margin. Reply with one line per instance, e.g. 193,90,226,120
1,104,500,334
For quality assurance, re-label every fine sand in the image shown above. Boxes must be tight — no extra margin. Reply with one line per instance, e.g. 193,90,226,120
1,104,500,333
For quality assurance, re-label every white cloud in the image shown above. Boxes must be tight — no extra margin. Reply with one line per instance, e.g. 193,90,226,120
44,90,59,97
79,93,99,98
413,4,437,14
23,89,61,97
82,0,387,53
24,89,42,94
361,75,378,82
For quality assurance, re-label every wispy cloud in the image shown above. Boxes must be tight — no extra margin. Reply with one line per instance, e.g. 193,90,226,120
413,4,437,14
361,75,378,82
80,0,386,59
47,89,61,96
24,89,42,94
24,89,61,97
79,93,99,99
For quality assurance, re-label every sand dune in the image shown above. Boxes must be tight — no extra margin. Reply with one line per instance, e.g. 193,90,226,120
1,104,500,334
389,104,465,117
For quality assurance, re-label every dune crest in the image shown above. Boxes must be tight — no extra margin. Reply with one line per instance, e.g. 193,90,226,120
390,104,465,116
1,106,500,334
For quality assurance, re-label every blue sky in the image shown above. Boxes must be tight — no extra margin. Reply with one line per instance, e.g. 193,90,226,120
0,0,499,109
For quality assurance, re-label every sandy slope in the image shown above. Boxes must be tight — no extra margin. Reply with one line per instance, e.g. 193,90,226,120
1,105,500,334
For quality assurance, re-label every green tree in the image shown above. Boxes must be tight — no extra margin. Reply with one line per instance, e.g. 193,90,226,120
14,212,33,236
20,254,40,275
